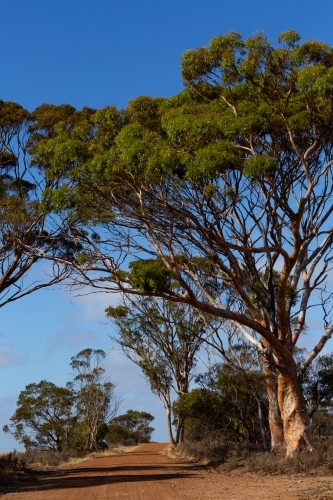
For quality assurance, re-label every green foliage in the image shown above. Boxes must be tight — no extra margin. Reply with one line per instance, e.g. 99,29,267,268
188,141,240,180
277,29,301,48
243,155,277,178
105,305,129,318
173,388,225,442
124,95,165,130
107,410,154,444
0,100,30,127
3,381,75,452
128,259,173,293
173,364,267,446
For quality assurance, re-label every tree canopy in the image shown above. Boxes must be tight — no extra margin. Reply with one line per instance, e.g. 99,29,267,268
0,101,78,309
107,410,154,444
3,381,75,452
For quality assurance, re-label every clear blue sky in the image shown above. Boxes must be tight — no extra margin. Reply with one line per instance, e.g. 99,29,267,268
1,0,333,450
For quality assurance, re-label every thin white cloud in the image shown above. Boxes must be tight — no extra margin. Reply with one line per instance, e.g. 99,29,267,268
45,323,105,352
72,290,121,321
0,344,28,367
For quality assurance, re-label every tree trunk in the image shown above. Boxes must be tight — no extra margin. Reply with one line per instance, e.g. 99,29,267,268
266,374,285,450
257,398,269,451
263,344,285,450
166,405,176,447
175,418,185,444
85,418,92,450
277,367,313,457
176,378,189,445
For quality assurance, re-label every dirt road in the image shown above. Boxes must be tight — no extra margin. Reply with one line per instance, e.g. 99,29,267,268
2,443,333,499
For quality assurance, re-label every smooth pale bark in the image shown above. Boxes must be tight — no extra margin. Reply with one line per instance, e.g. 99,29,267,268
166,405,176,447
175,379,189,445
278,368,313,457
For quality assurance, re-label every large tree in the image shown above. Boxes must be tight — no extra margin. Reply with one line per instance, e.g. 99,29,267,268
3,348,120,452
31,31,333,456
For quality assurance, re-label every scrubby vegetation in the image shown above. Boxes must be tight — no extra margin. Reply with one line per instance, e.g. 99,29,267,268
172,438,333,475
169,352,333,474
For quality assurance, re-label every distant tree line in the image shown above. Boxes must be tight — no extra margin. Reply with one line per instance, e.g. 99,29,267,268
3,348,154,451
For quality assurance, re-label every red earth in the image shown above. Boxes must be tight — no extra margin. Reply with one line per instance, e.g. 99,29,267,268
2,443,333,499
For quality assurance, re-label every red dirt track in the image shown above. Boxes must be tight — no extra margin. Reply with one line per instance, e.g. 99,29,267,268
2,443,333,499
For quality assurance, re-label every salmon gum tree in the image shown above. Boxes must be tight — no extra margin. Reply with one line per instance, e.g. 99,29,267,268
32,31,333,456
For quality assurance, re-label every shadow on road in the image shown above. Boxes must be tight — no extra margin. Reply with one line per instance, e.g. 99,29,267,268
3,461,203,494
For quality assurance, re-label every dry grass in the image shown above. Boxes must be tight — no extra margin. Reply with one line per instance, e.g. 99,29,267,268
169,438,333,475
0,444,139,477
59,445,139,468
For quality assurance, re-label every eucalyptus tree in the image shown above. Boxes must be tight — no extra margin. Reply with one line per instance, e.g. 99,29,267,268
69,348,121,451
30,31,333,456
3,381,75,451
173,363,268,448
0,101,77,314
107,410,155,444
107,298,209,446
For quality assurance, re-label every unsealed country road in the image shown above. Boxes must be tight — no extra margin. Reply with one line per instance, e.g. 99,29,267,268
3,443,333,500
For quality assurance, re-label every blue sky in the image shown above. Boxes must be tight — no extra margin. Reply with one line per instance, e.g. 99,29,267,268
1,0,333,450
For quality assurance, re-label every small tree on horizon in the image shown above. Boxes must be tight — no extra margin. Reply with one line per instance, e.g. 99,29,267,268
3,381,76,451
107,410,155,445
69,348,121,451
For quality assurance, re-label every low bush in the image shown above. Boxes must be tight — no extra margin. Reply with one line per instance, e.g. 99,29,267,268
22,449,86,468
0,448,86,477
0,452,21,475
173,438,333,475
175,440,230,463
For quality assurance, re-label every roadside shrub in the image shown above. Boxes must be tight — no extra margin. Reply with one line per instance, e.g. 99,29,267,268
175,439,230,463
106,410,155,446
173,438,333,475
22,449,86,468
0,448,87,476
0,452,21,475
